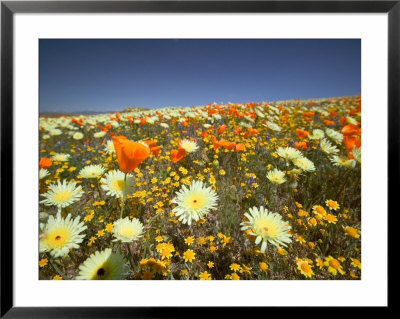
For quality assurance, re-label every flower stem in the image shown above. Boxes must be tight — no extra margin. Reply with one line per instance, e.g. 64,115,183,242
120,173,127,219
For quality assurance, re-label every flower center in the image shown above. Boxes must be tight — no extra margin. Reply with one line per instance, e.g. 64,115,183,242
46,227,69,248
120,227,135,237
184,192,205,211
254,218,278,238
97,268,106,276
113,180,125,191
329,259,340,269
54,191,72,202
300,262,311,273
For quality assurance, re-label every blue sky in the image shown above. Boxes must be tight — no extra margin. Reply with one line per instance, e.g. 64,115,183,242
39,39,360,113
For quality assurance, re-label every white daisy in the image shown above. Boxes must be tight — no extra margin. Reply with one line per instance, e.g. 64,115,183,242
266,168,286,184
308,129,325,140
104,140,115,154
73,132,84,140
320,138,339,154
276,147,303,160
40,180,83,209
292,156,316,172
76,248,128,280
79,165,106,179
39,168,50,179
112,217,144,242
325,128,343,143
93,131,106,138
179,139,199,153
51,153,70,162
240,206,292,253
100,170,134,198
40,212,87,258
330,156,356,168
172,180,218,225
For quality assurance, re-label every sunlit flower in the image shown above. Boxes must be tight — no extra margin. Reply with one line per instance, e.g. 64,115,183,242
104,140,115,153
330,156,356,168
183,249,196,263
199,271,211,280
179,139,199,153
100,170,134,198
240,206,292,253
292,156,315,172
325,128,343,143
266,168,286,184
172,180,218,225
296,259,314,278
320,138,339,154
73,132,84,140
39,168,50,179
112,217,144,242
276,147,302,160
76,248,127,280
79,164,106,179
40,179,83,208
40,212,87,257
308,129,325,140
325,199,340,211
324,256,345,276
112,135,150,173
51,153,70,162
343,226,360,238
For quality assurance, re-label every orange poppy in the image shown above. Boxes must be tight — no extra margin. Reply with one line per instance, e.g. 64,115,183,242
323,120,335,126
294,141,308,150
339,116,347,126
296,129,309,139
248,128,259,136
112,136,150,173
222,141,236,150
171,148,186,163
235,143,246,152
143,140,160,156
39,157,52,169
341,124,361,136
343,136,361,159
217,124,226,135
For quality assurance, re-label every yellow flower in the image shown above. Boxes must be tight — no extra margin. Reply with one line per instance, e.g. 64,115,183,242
324,256,345,276
87,236,96,247
197,237,206,245
207,261,214,268
315,258,324,269
296,259,314,278
312,205,326,217
199,271,211,280
259,262,269,271
230,272,240,280
229,263,242,273
325,199,340,210
96,230,105,238
52,275,63,280
324,214,338,224
222,236,231,246
105,223,113,233
39,258,48,267
219,169,226,176
184,236,194,246
139,259,148,267
183,249,196,263
350,258,361,269
343,226,360,238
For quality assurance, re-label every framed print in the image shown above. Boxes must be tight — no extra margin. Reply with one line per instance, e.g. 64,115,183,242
1,0,396,317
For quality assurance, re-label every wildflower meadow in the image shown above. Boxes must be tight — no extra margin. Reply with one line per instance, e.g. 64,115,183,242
38,95,361,280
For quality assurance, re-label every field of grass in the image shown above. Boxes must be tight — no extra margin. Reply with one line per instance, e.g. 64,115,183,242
38,95,361,280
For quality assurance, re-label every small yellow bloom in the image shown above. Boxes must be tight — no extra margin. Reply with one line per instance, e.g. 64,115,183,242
207,261,214,268
183,249,196,263
259,262,269,271
184,236,194,246
325,199,340,210
199,271,211,280
52,275,63,280
39,258,48,267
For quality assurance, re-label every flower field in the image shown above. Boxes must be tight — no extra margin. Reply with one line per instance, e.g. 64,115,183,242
38,95,361,280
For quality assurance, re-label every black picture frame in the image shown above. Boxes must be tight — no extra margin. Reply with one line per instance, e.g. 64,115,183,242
1,0,395,317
